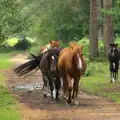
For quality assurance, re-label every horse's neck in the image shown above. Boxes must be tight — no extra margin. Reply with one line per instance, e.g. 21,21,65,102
46,44,51,48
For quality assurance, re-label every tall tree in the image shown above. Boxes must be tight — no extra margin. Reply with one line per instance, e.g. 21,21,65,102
96,0,103,40
0,0,31,43
22,0,90,42
89,0,98,59
103,0,113,55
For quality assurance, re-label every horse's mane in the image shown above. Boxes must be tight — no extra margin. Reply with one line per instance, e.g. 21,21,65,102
68,41,83,55
69,41,77,50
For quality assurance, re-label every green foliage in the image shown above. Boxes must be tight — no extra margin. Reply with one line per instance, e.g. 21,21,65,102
0,0,31,43
83,61,108,77
28,46,40,58
77,37,105,57
114,37,120,48
22,0,90,42
2,36,34,51
77,37,89,56
77,36,120,59
5,37,19,47
14,39,31,50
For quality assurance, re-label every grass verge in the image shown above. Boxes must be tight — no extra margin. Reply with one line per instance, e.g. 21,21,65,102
0,53,21,120
81,61,120,104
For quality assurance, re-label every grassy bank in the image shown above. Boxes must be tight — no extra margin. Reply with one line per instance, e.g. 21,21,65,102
0,53,21,120
81,61,120,104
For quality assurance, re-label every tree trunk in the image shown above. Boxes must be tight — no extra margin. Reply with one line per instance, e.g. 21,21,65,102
96,0,103,40
89,0,98,59
103,0,113,55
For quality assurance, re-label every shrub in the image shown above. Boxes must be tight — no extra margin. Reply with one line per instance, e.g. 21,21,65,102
14,39,31,50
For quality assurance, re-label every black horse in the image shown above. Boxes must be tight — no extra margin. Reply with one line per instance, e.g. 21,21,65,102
14,47,63,101
39,47,62,101
108,43,120,83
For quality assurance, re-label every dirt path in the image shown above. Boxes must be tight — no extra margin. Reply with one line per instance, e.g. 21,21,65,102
6,54,120,120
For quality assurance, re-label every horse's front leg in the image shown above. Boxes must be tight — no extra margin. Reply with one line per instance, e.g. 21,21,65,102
42,74,49,98
110,62,114,83
48,75,54,101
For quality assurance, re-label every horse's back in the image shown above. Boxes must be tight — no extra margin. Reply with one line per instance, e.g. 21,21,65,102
40,52,49,72
58,48,72,72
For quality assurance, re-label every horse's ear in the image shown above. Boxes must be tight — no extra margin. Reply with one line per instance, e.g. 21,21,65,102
115,43,118,47
57,40,60,45
50,40,52,43
110,42,115,47
110,43,112,46
80,44,84,50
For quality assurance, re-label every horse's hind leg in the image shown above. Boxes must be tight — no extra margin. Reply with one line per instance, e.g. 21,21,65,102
115,62,119,82
66,74,73,103
110,62,114,83
62,74,68,100
110,71,113,83
116,72,118,81
55,75,61,100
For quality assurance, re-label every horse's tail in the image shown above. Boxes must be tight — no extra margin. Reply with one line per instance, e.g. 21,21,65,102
14,53,43,76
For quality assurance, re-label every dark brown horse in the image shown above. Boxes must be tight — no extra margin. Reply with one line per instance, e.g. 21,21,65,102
14,47,63,101
58,42,86,105
108,42,120,82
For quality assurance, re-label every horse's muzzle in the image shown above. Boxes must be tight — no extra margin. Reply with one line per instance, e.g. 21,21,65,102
51,67,56,72
77,66,83,72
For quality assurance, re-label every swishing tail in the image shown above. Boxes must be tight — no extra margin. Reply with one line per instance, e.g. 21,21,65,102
14,53,43,76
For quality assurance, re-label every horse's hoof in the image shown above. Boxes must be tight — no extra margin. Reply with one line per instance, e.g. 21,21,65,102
49,100,53,103
61,96,67,100
44,94,47,98
55,97,60,101
65,101,69,105
73,100,79,106
47,93,51,97
112,78,115,83
66,99,72,104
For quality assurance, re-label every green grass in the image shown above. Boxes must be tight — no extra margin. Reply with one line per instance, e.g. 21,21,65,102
0,54,13,70
81,61,120,104
0,53,21,120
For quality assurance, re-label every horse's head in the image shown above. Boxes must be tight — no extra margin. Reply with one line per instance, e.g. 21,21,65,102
47,48,60,72
109,43,118,58
69,42,84,72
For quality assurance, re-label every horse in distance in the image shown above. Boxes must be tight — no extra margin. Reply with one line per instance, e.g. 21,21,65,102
108,42,120,83
40,40,60,53
58,41,86,105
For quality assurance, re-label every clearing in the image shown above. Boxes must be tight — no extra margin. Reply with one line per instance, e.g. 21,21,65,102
5,54,120,120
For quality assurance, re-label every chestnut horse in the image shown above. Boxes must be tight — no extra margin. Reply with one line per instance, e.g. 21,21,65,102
40,40,60,53
58,42,86,104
